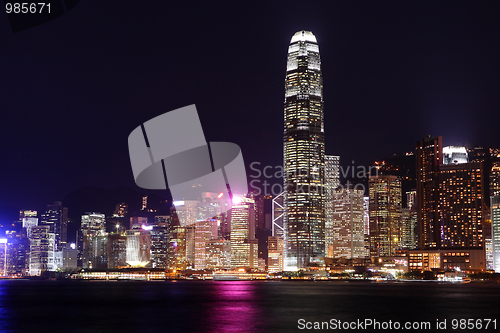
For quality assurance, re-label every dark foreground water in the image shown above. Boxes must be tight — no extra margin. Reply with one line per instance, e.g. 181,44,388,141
0,280,499,333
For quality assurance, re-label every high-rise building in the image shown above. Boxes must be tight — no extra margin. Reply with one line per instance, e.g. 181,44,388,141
198,192,231,222
205,238,231,270
401,192,417,251
416,136,443,249
185,225,195,269
91,235,108,269
438,163,484,248
40,201,68,252
62,243,78,270
363,196,370,257
29,226,55,276
325,155,340,255
492,196,500,272
107,233,127,268
126,229,151,267
283,30,325,270
193,219,218,270
401,208,412,249
491,162,500,197
253,195,273,268
168,212,187,271
80,212,106,269
21,212,38,239
325,156,340,190
406,190,418,249
173,200,200,227
1,231,30,276
150,225,169,269
329,188,365,259
268,236,284,273
369,175,402,257
230,196,258,269
272,192,285,237
490,163,500,272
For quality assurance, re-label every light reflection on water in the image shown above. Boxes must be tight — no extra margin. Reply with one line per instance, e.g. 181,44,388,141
0,281,11,333
0,280,499,332
202,281,261,333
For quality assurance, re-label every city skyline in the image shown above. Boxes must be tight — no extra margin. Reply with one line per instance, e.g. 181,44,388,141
1,4,500,332
2,31,498,275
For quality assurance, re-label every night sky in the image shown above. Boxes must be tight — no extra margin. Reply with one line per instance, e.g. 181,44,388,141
1,1,499,213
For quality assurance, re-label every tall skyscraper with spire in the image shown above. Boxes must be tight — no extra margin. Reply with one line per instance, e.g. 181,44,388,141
283,31,325,270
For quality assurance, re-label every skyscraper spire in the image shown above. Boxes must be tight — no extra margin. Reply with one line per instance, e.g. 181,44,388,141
283,31,325,270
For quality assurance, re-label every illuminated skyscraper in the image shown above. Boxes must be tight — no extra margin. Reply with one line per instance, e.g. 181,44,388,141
150,225,169,269
21,211,38,239
107,233,127,268
438,163,484,248
406,190,418,249
193,219,218,269
126,229,151,267
283,30,325,270
40,201,68,252
416,136,443,249
29,226,55,276
324,155,340,255
363,196,370,257
490,163,500,271
268,236,284,272
330,188,365,259
401,208,412,249
80,212,106,269
230,196,257,269
369,175,402,257
91,235,108,269
172,200,200,227
491,162,500,197
492,196,500,272
168,211,187,270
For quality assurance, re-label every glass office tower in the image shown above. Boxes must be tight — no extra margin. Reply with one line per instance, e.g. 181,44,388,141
283,31,325,270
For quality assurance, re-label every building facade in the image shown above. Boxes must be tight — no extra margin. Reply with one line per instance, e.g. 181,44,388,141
126,229,151,267
107,233,127,268
268,236,284,273
369,175,402,257
438,163,484,248
150,225,169,269
324,155,340,255
416,136,443,249
283,30,325,270
40,201,68,252
194,219,218,270
329,188,365,259
29,226,55,276
491,162,500,272
80,212,106,269
230,196,258,269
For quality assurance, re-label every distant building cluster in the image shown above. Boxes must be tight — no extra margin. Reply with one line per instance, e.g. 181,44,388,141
0,194,272,276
